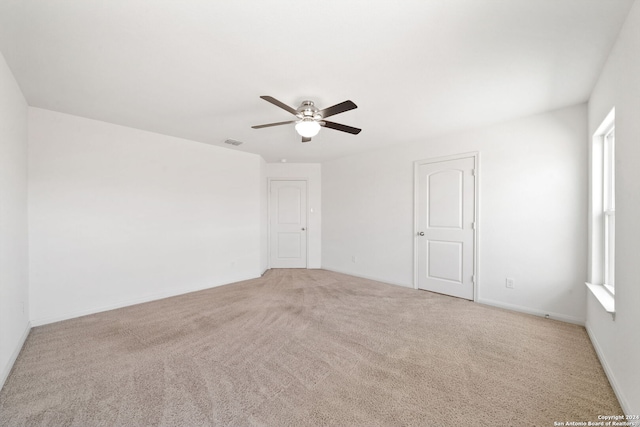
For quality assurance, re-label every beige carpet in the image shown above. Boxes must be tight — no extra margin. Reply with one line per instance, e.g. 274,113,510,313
0,269,621,426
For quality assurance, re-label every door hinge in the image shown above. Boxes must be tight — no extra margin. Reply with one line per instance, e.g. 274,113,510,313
472,275,476,284
472,222,476,230
471,169,476,176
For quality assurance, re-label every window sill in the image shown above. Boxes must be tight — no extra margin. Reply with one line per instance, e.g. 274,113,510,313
586,282,615,320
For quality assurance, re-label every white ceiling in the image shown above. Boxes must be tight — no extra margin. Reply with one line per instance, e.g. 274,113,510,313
0,0,634,162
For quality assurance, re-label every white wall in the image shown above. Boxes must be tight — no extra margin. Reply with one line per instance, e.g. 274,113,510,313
0,53,29,389
265,163,321,268
259,157,268,274
28,108,264,325
323,104,587,323
586,0,640,415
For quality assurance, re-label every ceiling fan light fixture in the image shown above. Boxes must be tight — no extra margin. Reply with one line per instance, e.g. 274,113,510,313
295,119,321,138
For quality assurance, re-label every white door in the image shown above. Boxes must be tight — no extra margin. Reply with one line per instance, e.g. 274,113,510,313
416,156,476,300
269,180,308,268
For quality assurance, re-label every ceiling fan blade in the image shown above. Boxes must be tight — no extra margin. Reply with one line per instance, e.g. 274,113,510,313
318,100,357,119
302,136,312,143
322,120,362,135
260,96,298,115
251,120,295,129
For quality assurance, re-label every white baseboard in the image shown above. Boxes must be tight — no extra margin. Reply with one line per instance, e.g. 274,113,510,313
30,273,260,327
0,321,31,392
321,266,413,289
477,297,585,325
585,322,631,415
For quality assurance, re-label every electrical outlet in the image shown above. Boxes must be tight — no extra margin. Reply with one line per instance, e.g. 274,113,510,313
351,256,357,263
506,278,515,289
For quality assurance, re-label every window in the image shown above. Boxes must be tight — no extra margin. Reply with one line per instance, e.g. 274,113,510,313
602,125,615,294
587,108,615,315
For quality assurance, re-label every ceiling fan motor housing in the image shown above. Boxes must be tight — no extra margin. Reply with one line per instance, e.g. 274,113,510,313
297,101,322,121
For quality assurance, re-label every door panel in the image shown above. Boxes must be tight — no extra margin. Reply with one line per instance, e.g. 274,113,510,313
277,233,302,259
428,240,463,282
270,180,307,268
417,156,475,300
428,170,463,229
277,186,302,224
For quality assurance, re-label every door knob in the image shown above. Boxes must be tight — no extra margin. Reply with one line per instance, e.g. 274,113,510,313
418,231,425,236
302,227,306,231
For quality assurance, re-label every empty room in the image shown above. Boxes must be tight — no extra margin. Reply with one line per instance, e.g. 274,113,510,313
1,1,639,426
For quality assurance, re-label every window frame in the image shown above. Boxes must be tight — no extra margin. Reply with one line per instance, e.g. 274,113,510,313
587,107,616,316
602,124,615,295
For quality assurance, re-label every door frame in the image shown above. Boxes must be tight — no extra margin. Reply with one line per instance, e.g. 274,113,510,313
267,177,309,269
413,152,480,301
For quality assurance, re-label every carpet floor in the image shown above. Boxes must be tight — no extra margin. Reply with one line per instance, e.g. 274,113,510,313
0,269,621,426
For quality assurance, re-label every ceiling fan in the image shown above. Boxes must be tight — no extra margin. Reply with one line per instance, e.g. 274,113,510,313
252,96,361,143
